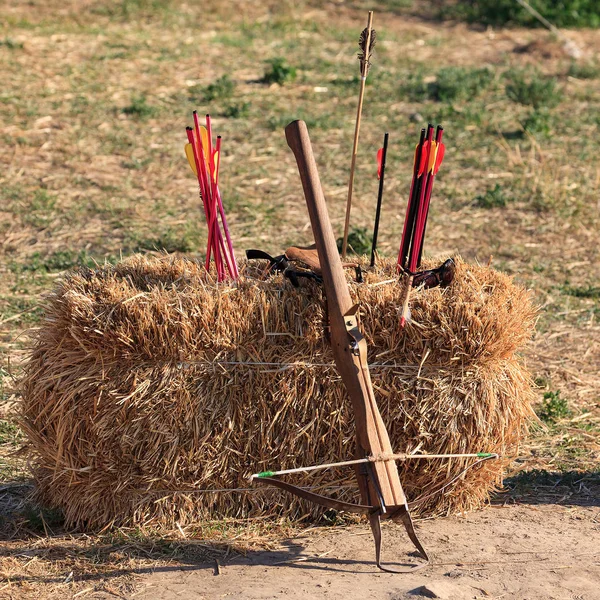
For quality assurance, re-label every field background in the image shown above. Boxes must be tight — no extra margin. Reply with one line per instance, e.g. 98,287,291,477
1,0,599,597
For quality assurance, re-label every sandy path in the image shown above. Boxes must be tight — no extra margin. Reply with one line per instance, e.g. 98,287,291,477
132,503,600,600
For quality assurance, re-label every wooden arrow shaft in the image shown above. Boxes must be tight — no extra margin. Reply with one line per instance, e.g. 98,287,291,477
341,10,374,259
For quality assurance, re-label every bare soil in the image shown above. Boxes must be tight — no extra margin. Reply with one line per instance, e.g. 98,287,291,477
120,505,600,600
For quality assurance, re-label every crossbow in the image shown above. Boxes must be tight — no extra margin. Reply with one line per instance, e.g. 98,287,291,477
251,120,433,572
250,120,498,572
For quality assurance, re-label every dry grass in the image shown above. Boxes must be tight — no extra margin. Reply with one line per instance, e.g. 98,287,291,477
20,254,535,529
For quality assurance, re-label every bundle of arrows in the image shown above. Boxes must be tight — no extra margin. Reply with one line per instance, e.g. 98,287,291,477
185,111,239,281
397,124,446,326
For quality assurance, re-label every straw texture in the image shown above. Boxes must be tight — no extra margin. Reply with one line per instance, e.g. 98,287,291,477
20,254,537,529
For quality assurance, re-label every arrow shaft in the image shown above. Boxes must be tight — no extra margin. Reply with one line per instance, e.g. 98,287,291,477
398,129,425,270
341,10,374,259
342,75,368,259
252,452,498,479
417,126,444,268
187,126,218,268
408,125,434,273
370,132,389,268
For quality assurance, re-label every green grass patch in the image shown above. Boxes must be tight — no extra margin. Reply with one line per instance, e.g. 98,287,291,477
0,38,24,50
0,420,24,447
432,67,494,102
505,68,562,109
266,111,341,131
475,184,509,208
0,296,43,324
520,108,552,136
213,33,254,49
571,419,600,433
560,284,600,299
537,390,570,423
102,130,136,153
441,0,600,28
121,156,152,170
400,67,493,103
222,101,251,119
568,61,600,80
336,227,372,256
5,189,59,228
91,0,175,21
126,226,201,254
9,250,97,274
260,58,297,85
200,75,236,102
122,94,157,119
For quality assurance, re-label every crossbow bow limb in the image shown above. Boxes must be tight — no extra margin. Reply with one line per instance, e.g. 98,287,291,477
254,119,429,573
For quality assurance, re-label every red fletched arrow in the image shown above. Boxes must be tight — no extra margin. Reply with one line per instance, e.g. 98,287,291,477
434,141,445,175
397,124,445,327
371,132,389,267
376,147,384,179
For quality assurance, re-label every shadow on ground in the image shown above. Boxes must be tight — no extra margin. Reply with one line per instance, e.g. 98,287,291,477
494,469,600,507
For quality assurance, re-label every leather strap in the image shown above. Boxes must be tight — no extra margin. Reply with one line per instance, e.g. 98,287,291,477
285,245,360,275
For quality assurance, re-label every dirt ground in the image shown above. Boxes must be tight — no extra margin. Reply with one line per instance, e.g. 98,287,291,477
142,506,600,600
3,501,599,599
33,504,600,600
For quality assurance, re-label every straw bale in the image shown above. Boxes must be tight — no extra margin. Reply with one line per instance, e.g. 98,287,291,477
20,254,537,529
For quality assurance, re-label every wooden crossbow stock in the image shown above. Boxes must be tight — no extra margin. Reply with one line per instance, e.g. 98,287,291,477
253,120,430,572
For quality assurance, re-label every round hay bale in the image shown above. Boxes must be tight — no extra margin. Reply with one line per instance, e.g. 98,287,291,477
20,254,537,529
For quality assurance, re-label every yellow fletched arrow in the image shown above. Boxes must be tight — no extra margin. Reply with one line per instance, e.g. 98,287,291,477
427,141,438,174
184,143,197,176
213,150,219,183
200,126,210,164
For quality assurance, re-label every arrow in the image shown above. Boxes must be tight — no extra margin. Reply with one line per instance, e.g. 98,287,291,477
370,132,388,268
398,128,426,271
416,126,445,268
397,124,446,326
211,136,238,280
251,452,498,480
185,113,238,280
398,124,435,327
341,10,376,259
193,111,223,277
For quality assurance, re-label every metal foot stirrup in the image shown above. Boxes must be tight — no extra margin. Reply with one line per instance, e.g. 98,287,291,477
255,476,429,572
371,508,429,573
